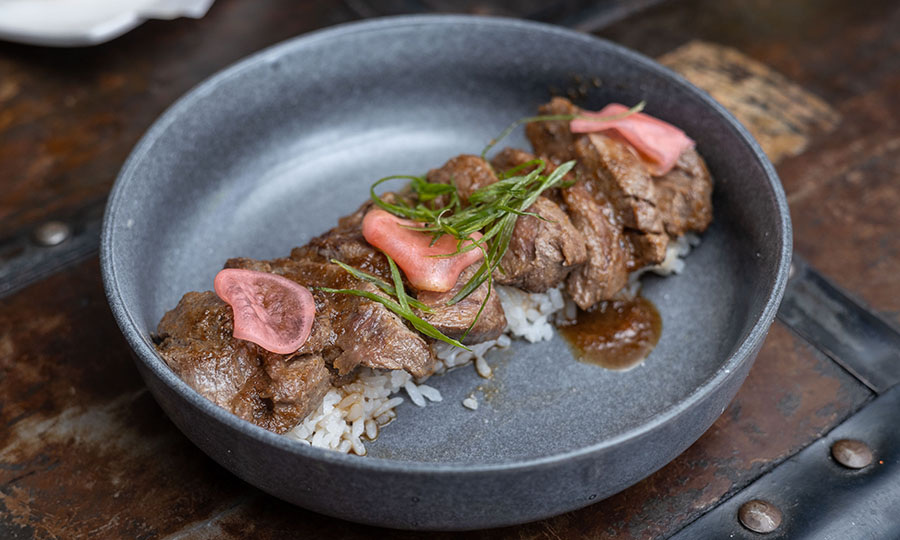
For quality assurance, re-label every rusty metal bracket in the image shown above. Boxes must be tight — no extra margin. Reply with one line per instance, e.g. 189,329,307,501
670,384,900,539
777,257,900,394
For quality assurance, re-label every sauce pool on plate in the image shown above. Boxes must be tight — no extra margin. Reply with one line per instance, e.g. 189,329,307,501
558,296,662,370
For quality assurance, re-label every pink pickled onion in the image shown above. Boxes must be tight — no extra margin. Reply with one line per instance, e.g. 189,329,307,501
570,103,694,175
362,208,483,293
214,268,315,354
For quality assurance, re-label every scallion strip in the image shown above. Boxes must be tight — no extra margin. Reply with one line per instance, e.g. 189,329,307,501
316,287,469,350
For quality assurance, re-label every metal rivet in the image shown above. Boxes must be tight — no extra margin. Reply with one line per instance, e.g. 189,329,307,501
738,499,783,534
32,221,71,246
831,439,873,469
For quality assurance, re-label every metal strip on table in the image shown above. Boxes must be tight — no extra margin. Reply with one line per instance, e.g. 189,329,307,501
0,200,105,297
778,257,900,394
670,384,900,539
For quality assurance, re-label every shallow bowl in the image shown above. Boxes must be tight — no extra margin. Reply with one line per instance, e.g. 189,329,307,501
101,15,791,530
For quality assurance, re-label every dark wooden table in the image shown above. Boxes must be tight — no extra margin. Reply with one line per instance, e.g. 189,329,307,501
1,0,898,537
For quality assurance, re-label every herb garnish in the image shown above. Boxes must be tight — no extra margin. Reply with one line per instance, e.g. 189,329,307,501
361,159,574,344
328,259,433,312
324,102,644,349
316,256,469,351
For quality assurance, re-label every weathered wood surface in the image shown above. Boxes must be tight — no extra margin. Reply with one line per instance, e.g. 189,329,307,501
0,0,358,237
1,0,898,537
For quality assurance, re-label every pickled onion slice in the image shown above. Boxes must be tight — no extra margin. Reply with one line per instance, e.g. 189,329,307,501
214,268,315,354
361,208,484,293
570,103,694,175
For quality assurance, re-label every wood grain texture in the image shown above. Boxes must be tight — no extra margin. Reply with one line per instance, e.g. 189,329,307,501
1,0,899,537
658,40,840,163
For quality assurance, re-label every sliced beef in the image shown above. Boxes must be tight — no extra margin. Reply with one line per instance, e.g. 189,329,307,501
489,147,570,205
490,147,539,174
155,251,438,434
575,134,663,235
418,264,507,344
326,280,436,378
654,147,714,236
525,97,580,164
226,256,436,379
526,97,669,268
231,354,331,433
290,199,392,281
624,230,669,269
562,183,630,309
426,154,499,202
574,134,669,267
155,291,331,434
495,196,587,292
155,291,259,407
427,151,588,292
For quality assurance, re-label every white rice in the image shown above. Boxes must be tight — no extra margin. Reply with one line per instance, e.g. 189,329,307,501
646,232,700,276
284,367,441,455
625,232,699,295
431,334,512,374
286,234,699,455
404,380,426,407
495,285,568,342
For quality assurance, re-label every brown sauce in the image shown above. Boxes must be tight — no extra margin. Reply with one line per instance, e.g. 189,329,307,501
558,295,662,370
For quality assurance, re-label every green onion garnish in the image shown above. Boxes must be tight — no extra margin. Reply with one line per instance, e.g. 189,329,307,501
327,103,642,349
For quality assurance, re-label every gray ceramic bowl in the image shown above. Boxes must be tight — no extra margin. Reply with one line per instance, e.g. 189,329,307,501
101,16,791,530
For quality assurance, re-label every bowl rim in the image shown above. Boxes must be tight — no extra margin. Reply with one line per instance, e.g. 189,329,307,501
101,14,792,475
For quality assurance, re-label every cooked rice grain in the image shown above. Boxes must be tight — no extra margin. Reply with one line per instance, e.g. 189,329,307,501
285,368,433,456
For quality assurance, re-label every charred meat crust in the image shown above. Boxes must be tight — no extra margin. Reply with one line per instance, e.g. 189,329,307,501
562,183,630,309
418,263,507,344
155,291,332,434
654,147,714,236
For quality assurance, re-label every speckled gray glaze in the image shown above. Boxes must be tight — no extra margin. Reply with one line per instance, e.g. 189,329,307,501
101,16,791,530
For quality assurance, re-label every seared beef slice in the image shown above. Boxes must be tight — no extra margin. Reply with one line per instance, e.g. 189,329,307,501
231,353,330,433
419,264,507,344
574,134,668,267
496,196,586,292
489,147,539,174
525,97,580,164
655,147,713,236
430,152,587,292
155,291,330,433
527,97,669,268
426,154,499,202
226,257,436,379
562,183,630,309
